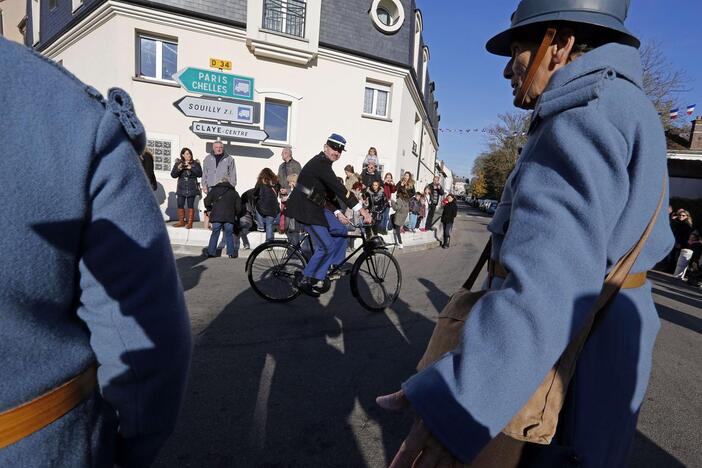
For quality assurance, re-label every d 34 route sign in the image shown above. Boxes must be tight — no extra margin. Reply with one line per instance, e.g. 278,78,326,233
190,121,269,143
172,67,255,101
173,96,260,124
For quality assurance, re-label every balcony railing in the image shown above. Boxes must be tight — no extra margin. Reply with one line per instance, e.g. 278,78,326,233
263,0,306,38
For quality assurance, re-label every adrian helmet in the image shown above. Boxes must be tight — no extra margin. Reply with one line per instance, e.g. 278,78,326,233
485,0,640,56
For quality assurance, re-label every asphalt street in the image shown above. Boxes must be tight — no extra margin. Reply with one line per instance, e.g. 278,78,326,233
156,202,701,467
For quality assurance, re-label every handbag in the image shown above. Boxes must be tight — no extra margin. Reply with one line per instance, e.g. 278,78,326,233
417,180,665,465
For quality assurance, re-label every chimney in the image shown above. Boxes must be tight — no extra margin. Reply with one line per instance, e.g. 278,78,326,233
691,116,702,151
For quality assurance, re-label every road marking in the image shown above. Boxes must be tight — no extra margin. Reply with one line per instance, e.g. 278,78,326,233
251,353,276,451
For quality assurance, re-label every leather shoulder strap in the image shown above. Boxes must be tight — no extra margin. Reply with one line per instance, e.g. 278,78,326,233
463,239,492,290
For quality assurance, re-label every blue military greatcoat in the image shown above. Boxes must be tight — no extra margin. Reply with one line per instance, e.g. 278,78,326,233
0,38,191,466
404,43,675,466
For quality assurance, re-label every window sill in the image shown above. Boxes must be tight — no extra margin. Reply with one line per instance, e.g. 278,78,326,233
259,28,309,43
361,113,392,123
132,76,181,88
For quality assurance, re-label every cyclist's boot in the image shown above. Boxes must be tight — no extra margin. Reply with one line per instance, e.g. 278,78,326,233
294,275,321,298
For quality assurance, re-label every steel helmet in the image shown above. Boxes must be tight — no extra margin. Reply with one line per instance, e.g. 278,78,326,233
486,0,640,56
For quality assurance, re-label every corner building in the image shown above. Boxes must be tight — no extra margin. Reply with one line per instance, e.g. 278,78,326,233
27,0,440,216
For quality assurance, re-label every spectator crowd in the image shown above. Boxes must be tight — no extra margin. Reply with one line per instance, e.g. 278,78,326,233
155,144,457,257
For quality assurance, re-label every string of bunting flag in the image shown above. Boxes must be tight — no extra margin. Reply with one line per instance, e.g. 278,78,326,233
442,104,698,135
438,128,527,136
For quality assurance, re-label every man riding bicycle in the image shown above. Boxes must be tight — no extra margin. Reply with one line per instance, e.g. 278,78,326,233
285,133,372,297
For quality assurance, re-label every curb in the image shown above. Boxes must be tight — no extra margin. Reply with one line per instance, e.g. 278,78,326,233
169,225,444,257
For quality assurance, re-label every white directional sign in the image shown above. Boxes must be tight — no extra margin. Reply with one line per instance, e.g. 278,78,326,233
190,121,269,142
173,96,259,124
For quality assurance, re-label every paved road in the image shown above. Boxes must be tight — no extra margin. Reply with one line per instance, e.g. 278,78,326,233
156,203,701,467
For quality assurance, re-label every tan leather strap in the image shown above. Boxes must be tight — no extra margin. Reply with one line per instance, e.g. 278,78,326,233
462,238,492,290
0,365,97,449
488,260,648,289
516,27,557,107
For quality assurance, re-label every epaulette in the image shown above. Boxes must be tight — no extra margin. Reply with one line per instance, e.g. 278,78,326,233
106,88,146,154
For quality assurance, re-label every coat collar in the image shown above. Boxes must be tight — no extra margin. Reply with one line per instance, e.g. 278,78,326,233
531,43,643,125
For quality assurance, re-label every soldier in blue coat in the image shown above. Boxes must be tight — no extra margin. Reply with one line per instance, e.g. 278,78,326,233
0,38,191,466
378,1,675,466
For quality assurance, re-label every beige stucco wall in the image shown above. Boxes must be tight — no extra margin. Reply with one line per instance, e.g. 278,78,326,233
1,0,26,43
47,3,439,219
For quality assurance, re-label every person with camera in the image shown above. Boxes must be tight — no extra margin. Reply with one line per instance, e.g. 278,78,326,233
285,133,372,297
171,147,202,229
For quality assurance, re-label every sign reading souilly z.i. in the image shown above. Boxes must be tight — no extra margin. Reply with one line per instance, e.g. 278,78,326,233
173,96,260,124
190,121,269,143
172,67,254,101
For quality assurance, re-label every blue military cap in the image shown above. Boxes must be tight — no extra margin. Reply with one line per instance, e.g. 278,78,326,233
326,133,347,152
486,0,640,56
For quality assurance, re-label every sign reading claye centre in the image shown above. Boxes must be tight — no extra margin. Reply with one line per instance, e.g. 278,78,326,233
190,121,269,143
172,67,255,101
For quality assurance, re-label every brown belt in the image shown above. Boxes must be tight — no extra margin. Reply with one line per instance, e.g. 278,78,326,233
488,260,648,289
0,365,98,449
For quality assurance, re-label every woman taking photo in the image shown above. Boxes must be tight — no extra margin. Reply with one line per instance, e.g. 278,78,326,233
396,171,416,198
171,147,202,228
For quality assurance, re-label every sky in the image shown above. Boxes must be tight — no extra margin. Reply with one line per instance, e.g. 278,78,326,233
417,0,702,179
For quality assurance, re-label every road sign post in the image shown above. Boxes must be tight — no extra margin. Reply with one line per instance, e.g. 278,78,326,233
172,67,255,101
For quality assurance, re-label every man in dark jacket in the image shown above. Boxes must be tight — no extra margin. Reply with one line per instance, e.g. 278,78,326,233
361,162,382,189
204,177,242,258
285,133,371,296
425,175,444,229
440,194,458,248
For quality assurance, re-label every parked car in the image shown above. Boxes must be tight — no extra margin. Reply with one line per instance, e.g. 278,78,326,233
487,201,498,215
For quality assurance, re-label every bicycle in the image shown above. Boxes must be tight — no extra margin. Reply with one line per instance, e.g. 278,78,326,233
245,224,402,312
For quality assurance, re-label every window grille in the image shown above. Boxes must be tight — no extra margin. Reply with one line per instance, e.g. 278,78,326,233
263,0,306,38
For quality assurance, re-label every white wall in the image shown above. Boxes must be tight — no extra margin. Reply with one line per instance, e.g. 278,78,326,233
0,0,26,43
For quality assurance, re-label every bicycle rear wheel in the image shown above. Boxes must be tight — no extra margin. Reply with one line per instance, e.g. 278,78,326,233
247,241,306,302
350,249,402,312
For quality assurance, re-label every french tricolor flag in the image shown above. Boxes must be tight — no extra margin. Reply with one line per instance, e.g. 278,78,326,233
670,108,679,120
687,104,696,116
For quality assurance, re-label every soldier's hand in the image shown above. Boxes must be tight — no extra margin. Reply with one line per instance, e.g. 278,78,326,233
377,390,465,468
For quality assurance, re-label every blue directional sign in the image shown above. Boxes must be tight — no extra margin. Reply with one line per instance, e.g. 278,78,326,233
172,67,255,101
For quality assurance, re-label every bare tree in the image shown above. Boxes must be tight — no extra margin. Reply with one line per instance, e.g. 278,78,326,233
640,41,689,129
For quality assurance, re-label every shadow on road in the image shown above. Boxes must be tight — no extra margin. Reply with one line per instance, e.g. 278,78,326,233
155,267,437,467
176,255,208,292
630,431,686,467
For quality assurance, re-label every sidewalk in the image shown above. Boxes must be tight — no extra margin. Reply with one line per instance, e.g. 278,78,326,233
168,222,443,256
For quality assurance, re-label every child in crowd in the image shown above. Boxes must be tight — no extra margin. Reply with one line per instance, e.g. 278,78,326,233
382,173,396,233
390,187,410,249
418,193,428,231
364,180,388,237
253,168,281,242
238,188,255,250
441,193,458,248
420,186,432,230
363,147,379,168
406,191,422,233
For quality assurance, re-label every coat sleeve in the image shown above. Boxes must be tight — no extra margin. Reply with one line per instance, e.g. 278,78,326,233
170,161,181,179
202,158,210,189
229,158,237,187
76,110,191,467
191,161,203,178
204,190,214,211
402,106,631,463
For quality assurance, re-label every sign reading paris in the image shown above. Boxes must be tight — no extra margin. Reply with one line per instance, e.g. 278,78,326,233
172,67,254,101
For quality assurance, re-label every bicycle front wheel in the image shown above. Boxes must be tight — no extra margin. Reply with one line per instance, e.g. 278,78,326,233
351,249,402,312
247,241,306,302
